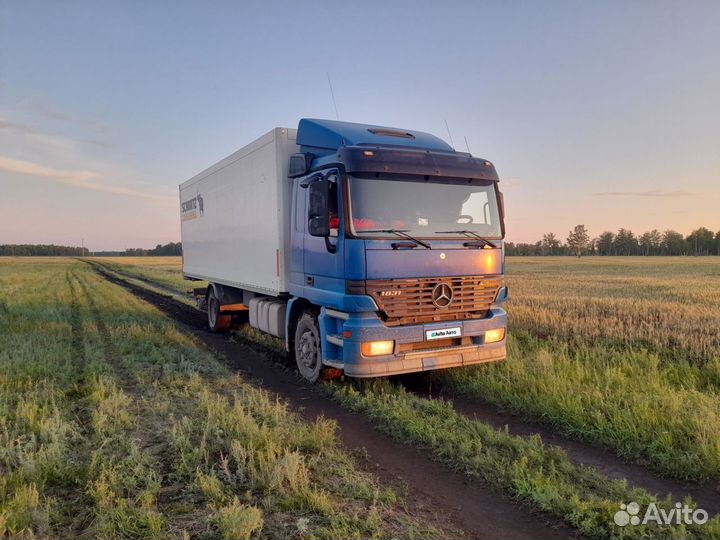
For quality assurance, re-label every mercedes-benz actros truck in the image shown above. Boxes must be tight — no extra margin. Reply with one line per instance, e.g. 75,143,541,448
180,119,508,381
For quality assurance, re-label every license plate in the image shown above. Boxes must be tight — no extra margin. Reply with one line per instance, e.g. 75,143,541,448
426,327,461,340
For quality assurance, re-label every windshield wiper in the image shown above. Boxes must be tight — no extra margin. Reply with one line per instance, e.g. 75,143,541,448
434,230,496,248
360,229,432,249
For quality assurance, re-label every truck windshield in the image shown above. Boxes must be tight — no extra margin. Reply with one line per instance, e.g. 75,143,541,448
348,175,503,239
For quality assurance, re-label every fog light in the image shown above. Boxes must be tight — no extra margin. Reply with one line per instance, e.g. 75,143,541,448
361,340,394,356
485,328,505,343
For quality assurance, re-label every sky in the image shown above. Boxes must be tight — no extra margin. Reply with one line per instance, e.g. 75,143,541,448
1,0,719,250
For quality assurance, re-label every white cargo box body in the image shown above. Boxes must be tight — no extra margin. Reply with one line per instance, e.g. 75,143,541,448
180,128,298,296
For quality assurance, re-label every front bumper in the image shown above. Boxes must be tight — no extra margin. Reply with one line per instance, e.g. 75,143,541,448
345,339,506,377
321,307,507,378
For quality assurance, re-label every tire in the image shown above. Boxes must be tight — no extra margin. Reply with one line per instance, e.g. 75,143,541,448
207,287,231,333
294,311,322,383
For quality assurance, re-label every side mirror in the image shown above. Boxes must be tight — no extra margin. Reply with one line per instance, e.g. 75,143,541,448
289,153,312,178
308,179,330,237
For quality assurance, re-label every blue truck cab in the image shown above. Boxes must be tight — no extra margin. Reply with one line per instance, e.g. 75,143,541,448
284,119,508,381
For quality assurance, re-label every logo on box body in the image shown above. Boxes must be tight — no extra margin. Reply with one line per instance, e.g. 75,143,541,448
181,193,204,221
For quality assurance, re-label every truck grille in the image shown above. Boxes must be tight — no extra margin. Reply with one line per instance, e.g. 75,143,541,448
363,276,503,327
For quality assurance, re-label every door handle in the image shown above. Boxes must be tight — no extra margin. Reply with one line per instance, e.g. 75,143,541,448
306,275,314,287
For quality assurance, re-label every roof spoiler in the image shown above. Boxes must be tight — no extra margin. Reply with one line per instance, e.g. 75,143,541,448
337,145,499,182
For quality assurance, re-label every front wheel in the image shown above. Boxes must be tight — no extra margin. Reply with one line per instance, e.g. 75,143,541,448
207,287,231,333
294,311,322,383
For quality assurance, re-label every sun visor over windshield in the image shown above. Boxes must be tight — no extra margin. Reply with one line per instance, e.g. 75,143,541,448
337,146,499,182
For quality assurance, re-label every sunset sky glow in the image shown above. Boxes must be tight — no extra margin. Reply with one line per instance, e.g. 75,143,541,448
1,1,719,250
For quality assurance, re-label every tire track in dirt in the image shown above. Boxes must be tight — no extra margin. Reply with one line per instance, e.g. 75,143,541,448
396,376,720,515
74,272,136,386
66,271,86,366
61,271,96,534
88,260,194,303
87,260,585,540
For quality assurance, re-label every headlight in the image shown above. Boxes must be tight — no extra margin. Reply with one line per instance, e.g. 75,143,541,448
361,340,394,356
485,329,505,343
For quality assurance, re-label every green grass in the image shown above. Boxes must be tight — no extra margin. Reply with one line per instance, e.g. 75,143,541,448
438,331,720,481
58,255,720,538
327,380,720,540
0,258,446,539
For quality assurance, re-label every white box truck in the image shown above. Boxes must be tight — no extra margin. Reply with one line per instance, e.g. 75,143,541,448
180,119,508,382
180,128,298,295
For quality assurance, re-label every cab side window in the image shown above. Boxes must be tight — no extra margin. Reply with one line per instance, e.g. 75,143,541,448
295,184,306,232
328,180,339,237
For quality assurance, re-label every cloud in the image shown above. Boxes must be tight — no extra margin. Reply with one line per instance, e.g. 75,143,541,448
0,155,96,181
0,155,174,203
1,115,106,152
592,190,714,197
0,119,37,134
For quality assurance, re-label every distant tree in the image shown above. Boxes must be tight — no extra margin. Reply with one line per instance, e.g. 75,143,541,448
123,242,182,256
596,232,615,256
662,230,687,255
649,229,662,255
505,242,543,255
125,248,148,256
686,227,716,255
614,228,638,255
541,233,562,255
566,224,590,258
586,237,597,256
716,231,720,255
638,229,662,256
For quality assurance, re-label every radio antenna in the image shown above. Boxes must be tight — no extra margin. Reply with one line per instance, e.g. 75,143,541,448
327,72,340,120
443,119,456,149
464,135,471,153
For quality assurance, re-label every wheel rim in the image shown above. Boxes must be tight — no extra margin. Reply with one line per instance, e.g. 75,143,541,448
208,296,218,327
297,328,319,376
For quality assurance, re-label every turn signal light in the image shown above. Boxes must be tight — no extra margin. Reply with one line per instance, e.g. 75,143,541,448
485,328,505,343
361,340,394,356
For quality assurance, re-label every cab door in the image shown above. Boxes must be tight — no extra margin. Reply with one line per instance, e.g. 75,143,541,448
289,179,306,291
302,170,345,305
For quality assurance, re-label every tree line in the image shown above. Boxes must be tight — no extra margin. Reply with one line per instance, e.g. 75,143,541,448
0,244,90,256
123,242,182,256
506,226,720,256
1,242,182,257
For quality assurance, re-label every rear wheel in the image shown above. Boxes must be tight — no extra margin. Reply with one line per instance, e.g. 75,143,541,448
207,287,231,332
294,311,322,383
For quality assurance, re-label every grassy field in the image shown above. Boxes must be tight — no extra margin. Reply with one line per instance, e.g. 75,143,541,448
0,258,443,539
437,257,720,481
8,255,719,539
93,256,720,480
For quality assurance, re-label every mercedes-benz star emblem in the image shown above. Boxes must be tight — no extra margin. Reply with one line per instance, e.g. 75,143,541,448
431,283,454,308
